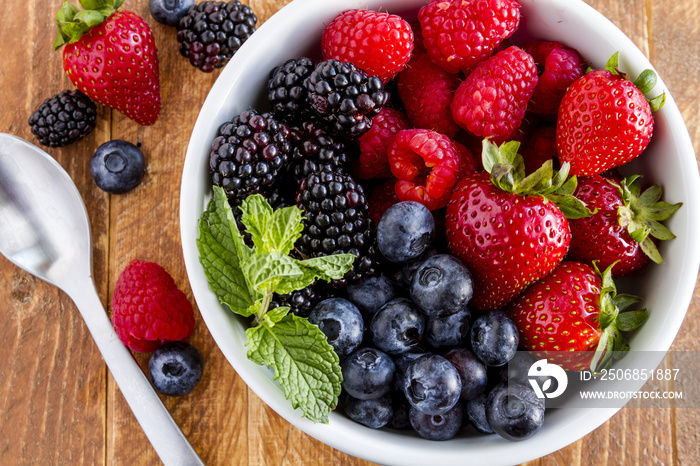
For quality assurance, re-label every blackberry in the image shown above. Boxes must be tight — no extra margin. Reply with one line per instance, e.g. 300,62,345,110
304,59,389,138
28,89,97,148
296,170,380,285
176,1,257,72
209,109,292,203
269,280,330,318
286,121,351,185
268,57,315,121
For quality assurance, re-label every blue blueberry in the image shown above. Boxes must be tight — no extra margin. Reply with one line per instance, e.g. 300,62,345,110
341,347,395,400
470,310,519,367
486,382,545,441
399,247,439,288
148,342,204,396
370,298,425,355
444,348,488,401
392,352,428,392
377,201,435,263
387,392,412,430
465,394,494,434
403,354,461,415
149,0,195,27
346,275,397,317
342,392,394,429
308,298,364,360
424,307,470,349
91,140,146,194
409,402,463,441
410,254,473,317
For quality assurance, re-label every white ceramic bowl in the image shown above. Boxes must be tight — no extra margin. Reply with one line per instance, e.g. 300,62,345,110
180,0,700,464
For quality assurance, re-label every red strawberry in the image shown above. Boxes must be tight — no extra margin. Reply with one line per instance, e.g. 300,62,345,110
54,1,160,126
556,52,665,175
508,261,648,372
568,174,682,277
445,139,592,311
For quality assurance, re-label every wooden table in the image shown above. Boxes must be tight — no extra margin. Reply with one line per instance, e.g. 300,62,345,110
1,0,698,464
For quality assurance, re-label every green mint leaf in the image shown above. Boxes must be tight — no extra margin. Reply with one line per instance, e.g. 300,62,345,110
269,206,305,255
242,252,303,295
240,194,273,252
274,254,356,295
240,195,305,255
245,314,342,423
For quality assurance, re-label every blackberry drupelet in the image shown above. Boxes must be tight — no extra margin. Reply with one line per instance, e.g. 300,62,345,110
209,109,292,203
296,170,380,285
304,59,390,138
176,1,257,72
269,280,330,318
286,121,351,185
28,89,97,148
268,57,315,121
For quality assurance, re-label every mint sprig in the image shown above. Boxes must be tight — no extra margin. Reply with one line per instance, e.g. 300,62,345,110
197,187,355,422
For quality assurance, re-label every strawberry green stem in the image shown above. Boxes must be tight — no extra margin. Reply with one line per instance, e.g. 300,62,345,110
53,0,124,50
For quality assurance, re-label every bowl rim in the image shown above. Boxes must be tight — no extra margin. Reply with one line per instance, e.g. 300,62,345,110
179,0,700,464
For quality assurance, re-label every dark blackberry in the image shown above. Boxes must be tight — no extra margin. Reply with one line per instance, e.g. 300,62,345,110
269,280,330,318
268,57,315,121
296,170,380,285
28,90,97,148
176,1,257,72
286,121,351,185
304,59,390,138
209,109,292,203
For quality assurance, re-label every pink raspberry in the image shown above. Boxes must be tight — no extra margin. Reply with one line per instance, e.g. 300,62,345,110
353,107,412,180
522,40,586,117
418,0,521,74
111,260,195,352
321,9,414,83
451,46,538,143
397,53,460,137
522,124,558,174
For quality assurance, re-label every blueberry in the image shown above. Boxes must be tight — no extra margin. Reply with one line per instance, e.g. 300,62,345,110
424,307,470,349
392,351,428,392
148,342,204,396
465,394,494,434
91,140,146,194
370,298,425,355
403,354,461,415
308,298,364,359
346,275,397,317
342,392,394,429
499,351,547,387
444,348,488,401
409,402,463,441
341,347,395,400
410,254,473,317
470,310,519,367
377,201,435,263
399,247,439,287
150,0,195,26
486,382,545,441
387,392,412,430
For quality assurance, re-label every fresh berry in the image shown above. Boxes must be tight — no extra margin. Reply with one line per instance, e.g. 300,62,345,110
397,247,439,289
377,201,435,263
308,298,365,360
267,57,315,121
342,392,394,429
409,402,463,441
387,393,412,430
402,354,462,415
321,9,414,83
91,140,146,194
397,53,460,137
507,261,648,371
486,382,545,441
176,1,257,72
354,108,411,180
148,342,203,396
465,394,494,434
370,298,425,355
303,59,389,138
149,0,194,27
286,121,350,185
417,0,521,73
556,52,665,176
470,310,519,367
521,124,558,174
410,254,473,317
209,109,292,202
346,275,398,318
388,129,471,210
341,347,396,400
28,89,97,148
269,279,328,318
55,4,160,126
111,260,195,352
521,40,586,117
368,178,401,225
424,308,470,350
568,174,681,277
451,46,538,143
444,348,487,401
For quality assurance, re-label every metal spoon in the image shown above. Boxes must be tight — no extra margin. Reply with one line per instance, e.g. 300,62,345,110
0,133,204,466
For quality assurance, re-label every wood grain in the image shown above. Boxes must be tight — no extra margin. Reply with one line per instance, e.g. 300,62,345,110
0,0,697,465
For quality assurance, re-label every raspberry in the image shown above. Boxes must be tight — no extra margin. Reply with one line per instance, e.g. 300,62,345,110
418,0,521,74
322,9,414,83
354,107,411,180
522,124,558,174
111,260,195,352
368,178,401,225
451,46,538,143
522,40,586,117
397,53,460,137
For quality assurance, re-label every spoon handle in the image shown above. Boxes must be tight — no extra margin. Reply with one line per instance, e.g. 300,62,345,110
69,278,205,466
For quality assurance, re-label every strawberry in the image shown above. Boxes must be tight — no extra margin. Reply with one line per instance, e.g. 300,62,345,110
508,261,648,372
568,174,682,277
54,0,161,126
445,139,592,311
556,52,665,175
